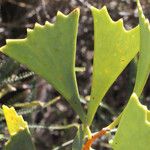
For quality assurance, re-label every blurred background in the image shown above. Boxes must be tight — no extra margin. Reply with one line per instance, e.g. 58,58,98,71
0,0,150,149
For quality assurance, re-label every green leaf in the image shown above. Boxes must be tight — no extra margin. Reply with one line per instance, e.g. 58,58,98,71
4,129,35,150
2,105,35,150
0,9,86,123
133,0,150,97
87,6,139,125
72,126,85,150
111,93,150,150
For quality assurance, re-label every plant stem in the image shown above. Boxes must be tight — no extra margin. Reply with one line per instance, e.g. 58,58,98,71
83,113,123,150
85,126,92,139
83,128,109,150
43,96,61,108
29,123,79,130
107,113,122,129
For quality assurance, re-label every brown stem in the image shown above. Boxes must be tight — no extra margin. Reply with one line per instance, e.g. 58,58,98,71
82,128,110,150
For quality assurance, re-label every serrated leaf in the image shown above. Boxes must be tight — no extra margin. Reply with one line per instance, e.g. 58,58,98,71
3,105,35,150
0,9,86,123
112,2,150,149
2,105,28,136
72,126,84,150
112,93,150,150
87,6,139,125
133,0,150,97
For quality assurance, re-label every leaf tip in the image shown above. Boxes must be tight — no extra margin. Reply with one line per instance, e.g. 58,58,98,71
27,28,33,33
131,92,138,100
57,10,67,18
73,8,80,14
34,22,44,29
45,21,54,27
2,105,28,136
91,5,107,14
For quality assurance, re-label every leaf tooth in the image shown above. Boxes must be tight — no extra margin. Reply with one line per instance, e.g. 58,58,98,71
26,23,45,37
27,22,54,38
65,8,79,19
29,9,76,34
55,9,79,26
45,21,54,27
114,18,136,33
57,10,68,18
57,8,80,18
99,6,114,23
115,19,126,31
131,94,150,125
131,93,147,111
92,6,135,33
34,22,44,29
91,6,110,21
27,28,33,33
99,6,124,29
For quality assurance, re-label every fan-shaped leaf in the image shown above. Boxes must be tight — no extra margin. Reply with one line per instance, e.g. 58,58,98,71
3,105,35,150
0,9,86,123
112,93,150,150
87,6,139,125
